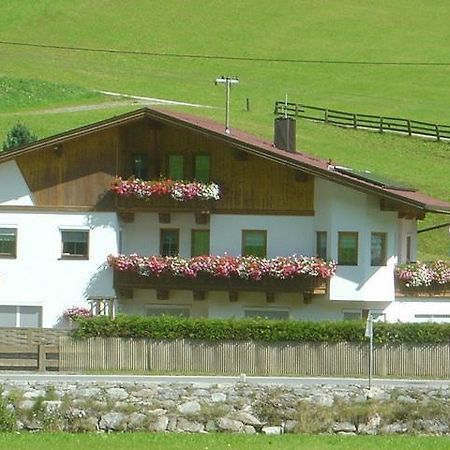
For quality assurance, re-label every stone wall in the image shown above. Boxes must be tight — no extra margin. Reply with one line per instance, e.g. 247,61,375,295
1,380,450,435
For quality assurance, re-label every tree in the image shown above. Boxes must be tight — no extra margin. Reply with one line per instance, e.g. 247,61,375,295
2,122,38,152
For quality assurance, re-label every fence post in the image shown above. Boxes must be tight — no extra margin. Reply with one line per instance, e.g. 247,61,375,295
325,109,329,123
353,114,357,129
407,120,411,136
379,117,384,133
38,344,46,372
435,124,440,141
295,104,299,117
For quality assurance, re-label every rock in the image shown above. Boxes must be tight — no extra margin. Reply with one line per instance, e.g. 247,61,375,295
176,418,205,432
77,388,102,399
205,420,218,432
43,400,62,414
243,425,256,434
216,417,244,433
358,424,378,435
18,400,35,410
381,422,409,434
211,393,227,403
23,390,45,400
99,412,126,431
134,389,154,398
397,395,416,404
284,420,298,433
147,415,169,432
332,422,357,433
177,401,201,415
107,388,129,401
232,411,262,427
262,426,282,435
126,412,146,431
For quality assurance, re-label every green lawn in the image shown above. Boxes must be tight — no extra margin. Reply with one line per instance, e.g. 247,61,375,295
1,433,450,450
0,0,449,258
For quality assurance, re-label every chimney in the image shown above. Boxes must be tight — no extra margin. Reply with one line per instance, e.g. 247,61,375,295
274,117,296,152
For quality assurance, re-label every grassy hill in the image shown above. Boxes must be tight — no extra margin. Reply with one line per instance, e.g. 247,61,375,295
0,0,449,259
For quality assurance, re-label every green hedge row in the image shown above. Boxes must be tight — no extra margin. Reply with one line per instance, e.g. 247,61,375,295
73,315,450,344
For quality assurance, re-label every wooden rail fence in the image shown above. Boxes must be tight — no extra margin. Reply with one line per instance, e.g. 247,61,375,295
0,344,59,371
60,337,450,379
274,101,450,141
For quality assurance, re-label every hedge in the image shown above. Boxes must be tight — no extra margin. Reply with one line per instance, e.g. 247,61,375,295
73,316,450,344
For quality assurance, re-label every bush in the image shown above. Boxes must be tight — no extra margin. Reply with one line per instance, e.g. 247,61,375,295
73,315,450,344
2,122,38,151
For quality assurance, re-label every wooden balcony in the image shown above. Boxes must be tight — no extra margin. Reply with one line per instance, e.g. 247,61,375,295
113,270,327,303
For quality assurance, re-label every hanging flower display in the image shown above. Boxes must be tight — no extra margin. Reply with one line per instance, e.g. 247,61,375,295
110,177,220,202
395,260,450,292
108,254,336,281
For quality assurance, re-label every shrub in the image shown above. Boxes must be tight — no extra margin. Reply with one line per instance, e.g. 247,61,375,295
2,122,38,151
73,315,450,344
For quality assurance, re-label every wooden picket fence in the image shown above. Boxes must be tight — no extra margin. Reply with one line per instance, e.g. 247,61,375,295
0,344,59,371
59,337,450,378
274,101,450,141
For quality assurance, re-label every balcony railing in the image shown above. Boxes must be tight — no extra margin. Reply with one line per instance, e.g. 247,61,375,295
395,261,450,297
109,254,335,302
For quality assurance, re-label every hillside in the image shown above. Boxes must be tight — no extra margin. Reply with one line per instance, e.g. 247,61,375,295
0,0,449,259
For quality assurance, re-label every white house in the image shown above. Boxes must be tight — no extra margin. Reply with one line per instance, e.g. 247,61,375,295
0,108,449,328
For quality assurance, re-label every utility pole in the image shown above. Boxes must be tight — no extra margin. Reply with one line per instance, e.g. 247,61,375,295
215,76,239,134
365,313,374,390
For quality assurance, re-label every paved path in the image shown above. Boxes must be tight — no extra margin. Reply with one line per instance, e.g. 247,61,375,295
0,373,448,388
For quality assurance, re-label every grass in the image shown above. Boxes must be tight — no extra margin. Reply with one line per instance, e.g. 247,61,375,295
0,1,449,258
0,433,450,450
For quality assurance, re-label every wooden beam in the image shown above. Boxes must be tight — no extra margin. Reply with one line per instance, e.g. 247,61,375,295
195,212,210,225
156,289,169,300
303,292,313,304
118,212,135,223
265,292,275,303
193,290,206,301
229,291,239,302
118,288,133,299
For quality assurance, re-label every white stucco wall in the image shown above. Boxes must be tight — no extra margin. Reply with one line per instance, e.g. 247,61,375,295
0,211,119,327
385,296,450,323
0,160,34,206
315,178,400,302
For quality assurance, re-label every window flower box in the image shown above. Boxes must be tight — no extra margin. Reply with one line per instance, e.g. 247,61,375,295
395,260,450,297
109,254,336,295
110,177,220,202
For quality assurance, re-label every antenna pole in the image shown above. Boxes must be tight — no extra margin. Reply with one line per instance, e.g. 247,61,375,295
215,76,239,133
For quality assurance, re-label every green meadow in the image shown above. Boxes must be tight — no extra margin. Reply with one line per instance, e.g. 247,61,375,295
1,433,450,450
0,0,449,258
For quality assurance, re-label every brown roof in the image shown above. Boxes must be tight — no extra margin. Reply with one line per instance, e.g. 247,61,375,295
1,107,449,214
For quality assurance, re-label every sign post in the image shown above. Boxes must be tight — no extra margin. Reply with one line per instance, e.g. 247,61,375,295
365,313,374,390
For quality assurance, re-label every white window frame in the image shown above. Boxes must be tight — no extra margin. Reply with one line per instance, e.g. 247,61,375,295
0,305,42,328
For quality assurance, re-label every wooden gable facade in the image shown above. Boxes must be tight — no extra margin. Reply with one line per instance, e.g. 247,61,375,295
14,113,314,215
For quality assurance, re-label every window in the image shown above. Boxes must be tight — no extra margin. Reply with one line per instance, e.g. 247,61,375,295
0,228,17,258
61,230,89,259
343,310,362,321
316,231,327,260
371,232,387,266
0,305,42,328
245,309,289,320
168,154,184,180
415,314,450,323
146,306,190,317
194,154,210,182
132,153,149,179
338,232,358,266
242,230,267,257
191,230,210,257
160,229,179,256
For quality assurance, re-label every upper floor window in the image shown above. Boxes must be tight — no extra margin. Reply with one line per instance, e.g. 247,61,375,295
61,230,89,259
0,228,17,258
191,229,210,257
194,154,210,182
132,153,149,180
242,230,267,257
160,229,179,256
338,231,358,266
168,154,184,180
316,231,327,260
371,232,387,266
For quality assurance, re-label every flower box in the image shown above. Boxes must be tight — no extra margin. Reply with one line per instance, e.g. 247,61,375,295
395,260,450,297
111,177,220,202
109,254,335,295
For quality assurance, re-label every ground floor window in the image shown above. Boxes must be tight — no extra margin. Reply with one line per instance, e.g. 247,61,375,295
414,314,450,323
0,305,42,328
245,309,289,320
146,305,190,317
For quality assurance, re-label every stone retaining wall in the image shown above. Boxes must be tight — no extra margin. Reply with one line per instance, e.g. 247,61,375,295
1,380,450,435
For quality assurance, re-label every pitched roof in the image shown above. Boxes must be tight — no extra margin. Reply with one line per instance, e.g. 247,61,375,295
1,107,449,214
